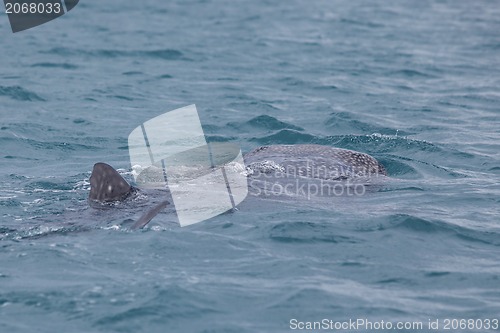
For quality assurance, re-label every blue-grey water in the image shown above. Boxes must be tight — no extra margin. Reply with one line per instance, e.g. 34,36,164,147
1,1,500,332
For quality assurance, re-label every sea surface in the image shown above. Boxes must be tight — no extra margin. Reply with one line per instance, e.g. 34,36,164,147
1,0,500,332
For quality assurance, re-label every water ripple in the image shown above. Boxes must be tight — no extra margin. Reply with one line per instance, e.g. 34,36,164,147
0,86,44,102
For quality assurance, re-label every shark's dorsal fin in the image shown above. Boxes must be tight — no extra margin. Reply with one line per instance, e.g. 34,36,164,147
89,163,134,202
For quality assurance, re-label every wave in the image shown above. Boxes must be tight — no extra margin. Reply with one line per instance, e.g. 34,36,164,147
365,214,500,246
268,221,360,244
0,85,44,102
41,47,186,61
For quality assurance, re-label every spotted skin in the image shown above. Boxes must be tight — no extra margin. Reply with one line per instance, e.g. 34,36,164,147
89,162,135,202
88,162,170,229
244,144,386,180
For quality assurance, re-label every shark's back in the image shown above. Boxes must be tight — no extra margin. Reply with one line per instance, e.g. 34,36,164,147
244,144,386,180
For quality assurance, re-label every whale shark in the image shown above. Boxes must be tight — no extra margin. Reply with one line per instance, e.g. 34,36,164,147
88,144,387,229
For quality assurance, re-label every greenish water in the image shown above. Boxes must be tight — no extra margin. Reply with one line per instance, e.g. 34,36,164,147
1,0,499,332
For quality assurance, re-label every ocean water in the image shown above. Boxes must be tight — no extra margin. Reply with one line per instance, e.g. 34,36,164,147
1,0,500,332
